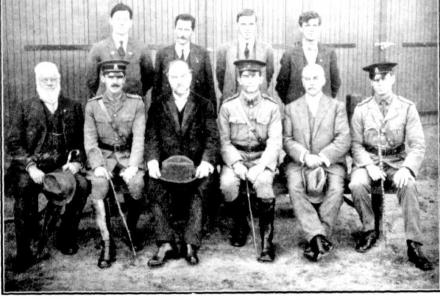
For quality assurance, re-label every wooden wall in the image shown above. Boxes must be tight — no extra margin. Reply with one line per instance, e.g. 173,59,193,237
2,0,438,134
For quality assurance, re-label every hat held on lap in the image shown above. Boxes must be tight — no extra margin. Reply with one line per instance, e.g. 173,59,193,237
302,167,327,197
160,155,197,184
42,171,77,206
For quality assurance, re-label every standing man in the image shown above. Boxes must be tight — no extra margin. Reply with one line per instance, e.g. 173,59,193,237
283,64,350,262
7,62,88,272
349,62,432,271
146,60,218,268
218,59,282,262
86,3,154,97
276,11,341,105
84,60,146,269
152,14,216,111
216,9,274,106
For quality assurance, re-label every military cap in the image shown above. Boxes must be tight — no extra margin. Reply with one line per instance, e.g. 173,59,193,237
363,62,397,79
234,59,266,72
99,59,129,75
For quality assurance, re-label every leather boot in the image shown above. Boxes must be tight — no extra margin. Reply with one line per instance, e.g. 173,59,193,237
229,196,249,247
407,240,433,271
98,238,116,269
257,198,275,262
125,196,144,251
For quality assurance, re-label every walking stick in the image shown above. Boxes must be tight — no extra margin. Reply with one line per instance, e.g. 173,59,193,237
245,179,258,256
376,127,386,241
107,171,137,260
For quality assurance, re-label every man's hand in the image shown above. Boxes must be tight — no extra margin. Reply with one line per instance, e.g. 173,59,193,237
393,167,413,188
365,164,386,181
62,162,81,174
120,166,138,184
28,165,45,184
232,161,248,181
147,160,161,179
195,161,214,179
304,154,323,169
94,166,111,179
247,164,265,183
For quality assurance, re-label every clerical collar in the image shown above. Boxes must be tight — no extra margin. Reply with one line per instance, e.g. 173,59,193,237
112,33,128,49
302,39,318,50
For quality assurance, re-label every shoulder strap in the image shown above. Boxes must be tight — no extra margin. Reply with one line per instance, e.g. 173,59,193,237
236,100,264,144
97,99,127,144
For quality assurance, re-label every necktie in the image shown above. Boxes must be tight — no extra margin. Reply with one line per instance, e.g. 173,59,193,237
244,43,250,59
118,41,125,58
180,49,185,60
380,100,388,117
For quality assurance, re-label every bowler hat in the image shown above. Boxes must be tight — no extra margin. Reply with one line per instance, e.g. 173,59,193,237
160,155,196,184
42,171,77,206
302,167,327,197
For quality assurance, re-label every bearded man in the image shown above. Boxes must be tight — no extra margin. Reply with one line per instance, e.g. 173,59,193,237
7,62,88,272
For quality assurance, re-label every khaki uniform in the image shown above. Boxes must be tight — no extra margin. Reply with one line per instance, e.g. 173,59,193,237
218,92,282,202
84,92,146,200
349,94,425,242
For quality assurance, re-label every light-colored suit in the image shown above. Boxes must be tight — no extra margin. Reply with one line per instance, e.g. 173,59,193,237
283,94,350,241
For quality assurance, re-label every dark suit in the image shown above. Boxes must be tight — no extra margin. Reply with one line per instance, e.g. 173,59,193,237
86,37,155,97
152,43,216,113
7,95,88,265
276,42,341,104
145,92,219,247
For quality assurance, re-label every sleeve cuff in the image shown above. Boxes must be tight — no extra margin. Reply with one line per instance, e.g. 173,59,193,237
319,153,331,167
300,150,309,165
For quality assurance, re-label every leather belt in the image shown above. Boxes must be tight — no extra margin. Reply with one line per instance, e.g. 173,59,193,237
98,141,130,152
364,144,405,156
234,143,266,152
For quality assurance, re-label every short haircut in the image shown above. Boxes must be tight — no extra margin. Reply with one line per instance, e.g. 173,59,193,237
110,3,133,19
34,61,60,79
302,64,325,78
166,59,192,75
175,14,196,30
298,11,321,26
236,8,257,23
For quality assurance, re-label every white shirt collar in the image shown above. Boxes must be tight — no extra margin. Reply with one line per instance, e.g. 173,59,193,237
173,90,190,111
112,34,129,50
302,39,318,50
175,43,191,60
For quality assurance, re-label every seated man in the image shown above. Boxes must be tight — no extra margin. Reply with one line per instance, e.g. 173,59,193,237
218,59,282,262
6,62,88,272
349,62,433,271
283,64,350,262
146,60,219,267
84,59,146,269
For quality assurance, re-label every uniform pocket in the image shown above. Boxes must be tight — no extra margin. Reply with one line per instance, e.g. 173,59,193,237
254,114,270,141
229,117,247,142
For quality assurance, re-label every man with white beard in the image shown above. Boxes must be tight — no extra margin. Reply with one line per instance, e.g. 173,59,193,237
6,62,88,272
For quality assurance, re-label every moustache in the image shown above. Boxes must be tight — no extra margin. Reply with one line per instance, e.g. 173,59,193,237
111,84,120,88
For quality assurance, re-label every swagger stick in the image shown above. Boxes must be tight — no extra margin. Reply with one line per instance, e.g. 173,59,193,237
245,179,258,256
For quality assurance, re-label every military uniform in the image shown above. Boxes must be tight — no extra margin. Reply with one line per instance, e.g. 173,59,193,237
349,62,432,271
219,60,282,261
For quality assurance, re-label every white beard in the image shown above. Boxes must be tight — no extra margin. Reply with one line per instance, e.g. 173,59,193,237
37,85,61,113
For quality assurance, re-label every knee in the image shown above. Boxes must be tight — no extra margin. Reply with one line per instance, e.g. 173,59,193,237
349,178,369,193
220,173,239,192
90,177,109,199
127,176,144,200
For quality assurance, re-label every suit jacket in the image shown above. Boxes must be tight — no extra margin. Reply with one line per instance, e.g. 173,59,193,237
7,95,85,168
276,42,341,104
86,36,155,97
216,40,274,103
350,95,425,176
152,43,216,111
283,94,350,175
145,92,219,166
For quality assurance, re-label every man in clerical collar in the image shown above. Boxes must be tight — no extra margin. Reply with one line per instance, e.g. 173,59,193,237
216,9,275,105
146,60,219,268
84,59,146,269
6,62,88,272
283,64,350,262
152,14,216,112
218,59,282,262
349,62,433,271
276,11,341,104
86,3,154,97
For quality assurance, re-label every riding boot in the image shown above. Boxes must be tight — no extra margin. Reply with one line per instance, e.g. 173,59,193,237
257,198,275,262
229,196,249,247
98,238,116,269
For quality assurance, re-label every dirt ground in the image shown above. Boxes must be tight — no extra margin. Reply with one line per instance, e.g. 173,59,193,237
2,125,439,293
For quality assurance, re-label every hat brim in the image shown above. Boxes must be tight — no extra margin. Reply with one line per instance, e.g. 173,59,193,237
159,176,198,184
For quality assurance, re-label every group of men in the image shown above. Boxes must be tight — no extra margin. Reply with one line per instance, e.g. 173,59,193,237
6,3,433,274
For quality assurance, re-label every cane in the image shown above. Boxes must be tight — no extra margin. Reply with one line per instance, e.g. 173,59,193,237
245,179,258,256
106,171,137,260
